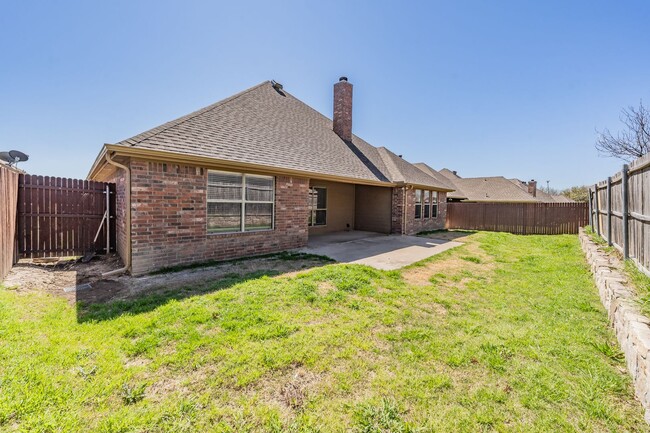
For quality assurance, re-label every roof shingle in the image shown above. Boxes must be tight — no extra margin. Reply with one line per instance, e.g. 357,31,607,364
109,81,446,189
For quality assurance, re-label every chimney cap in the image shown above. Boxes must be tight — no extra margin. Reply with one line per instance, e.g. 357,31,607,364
339,76,348,82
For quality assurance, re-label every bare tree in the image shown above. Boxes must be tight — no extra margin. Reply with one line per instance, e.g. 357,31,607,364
596,101,650,162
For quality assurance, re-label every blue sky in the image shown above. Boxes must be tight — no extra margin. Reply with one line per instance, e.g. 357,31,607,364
1,1,648,189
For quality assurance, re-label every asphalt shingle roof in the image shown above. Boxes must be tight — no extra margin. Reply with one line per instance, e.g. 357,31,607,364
110,81,446,189
508,179,576,203
440,175,539,202
412,163,457,192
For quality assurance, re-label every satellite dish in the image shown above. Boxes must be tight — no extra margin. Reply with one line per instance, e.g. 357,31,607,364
9,150,28,163
0,150,29,167
0,152,12,164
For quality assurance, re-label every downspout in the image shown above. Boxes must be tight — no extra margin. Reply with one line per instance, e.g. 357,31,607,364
102,152,131,277
402,186,407,235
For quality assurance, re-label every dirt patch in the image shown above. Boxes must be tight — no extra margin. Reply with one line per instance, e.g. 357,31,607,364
3,254,329,305
256,364,322,417
317,281,336,296
402,237,494,287
3,255,123,299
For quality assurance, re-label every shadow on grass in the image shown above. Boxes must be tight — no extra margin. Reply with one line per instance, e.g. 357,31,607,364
75,252,335,323
76,270,275,323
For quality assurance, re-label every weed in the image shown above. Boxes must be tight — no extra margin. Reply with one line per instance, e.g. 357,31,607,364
120,382,146,405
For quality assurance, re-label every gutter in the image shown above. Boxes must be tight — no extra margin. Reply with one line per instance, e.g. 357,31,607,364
101,152,131,277
402,186,408,235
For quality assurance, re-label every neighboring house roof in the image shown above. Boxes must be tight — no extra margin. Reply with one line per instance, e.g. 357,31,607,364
508,179,556,203
551,194,576,203
93,81,446,190
439,175,539,202
508,179,577,203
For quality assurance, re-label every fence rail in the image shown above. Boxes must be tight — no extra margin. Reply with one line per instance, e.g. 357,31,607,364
446,202,588,235
16,174,116,258
589,153,650,276
0,164,20,280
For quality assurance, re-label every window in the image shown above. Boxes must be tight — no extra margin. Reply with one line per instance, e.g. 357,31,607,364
423,190,430,218
207,170,274,233
308,187,327,226
431,191,439,218
415,189,422,219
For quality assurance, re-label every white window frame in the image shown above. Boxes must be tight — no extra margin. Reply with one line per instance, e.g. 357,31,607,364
431,190,439,218
423,190,431,219
308,186,327,227
207,170,275,234
415,189,422,219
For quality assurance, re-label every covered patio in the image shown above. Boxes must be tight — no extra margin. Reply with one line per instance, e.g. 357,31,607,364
300,230,462,270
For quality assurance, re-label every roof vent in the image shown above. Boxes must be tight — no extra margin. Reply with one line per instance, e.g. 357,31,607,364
271,80,283,91
339,76,348,82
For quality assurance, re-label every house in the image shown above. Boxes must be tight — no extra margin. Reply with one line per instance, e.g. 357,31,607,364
87,78,454,275
508,179,576,203
431,168,539,203
428,168,575,203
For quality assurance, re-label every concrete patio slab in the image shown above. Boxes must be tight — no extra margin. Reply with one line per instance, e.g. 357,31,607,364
300,231,462,270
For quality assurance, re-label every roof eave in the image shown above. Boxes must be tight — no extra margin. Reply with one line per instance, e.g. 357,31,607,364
100,144,397,187
87,145,109,180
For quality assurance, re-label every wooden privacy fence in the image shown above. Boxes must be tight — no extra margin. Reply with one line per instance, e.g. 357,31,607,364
446,202,588,235
0,164,20,280
16,175,116,259
589,153,650,276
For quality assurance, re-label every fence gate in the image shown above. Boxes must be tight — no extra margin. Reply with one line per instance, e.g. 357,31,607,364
16,174,116,259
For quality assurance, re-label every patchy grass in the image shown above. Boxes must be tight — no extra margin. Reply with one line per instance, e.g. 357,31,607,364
1,232,648,432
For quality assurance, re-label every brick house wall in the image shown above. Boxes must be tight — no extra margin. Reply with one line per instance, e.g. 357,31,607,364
391,187,447,235
127,158,309,275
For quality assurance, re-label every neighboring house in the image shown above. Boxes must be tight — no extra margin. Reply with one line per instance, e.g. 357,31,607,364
434,169,538,203
432,169,576,203
549,194,575,203
508,179,576,203
88,78,454,275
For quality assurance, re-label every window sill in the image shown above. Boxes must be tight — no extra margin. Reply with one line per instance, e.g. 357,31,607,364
207,228,275,237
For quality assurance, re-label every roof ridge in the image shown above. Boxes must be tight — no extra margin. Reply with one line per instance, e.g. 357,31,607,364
376,147,404,183
118,81,270,146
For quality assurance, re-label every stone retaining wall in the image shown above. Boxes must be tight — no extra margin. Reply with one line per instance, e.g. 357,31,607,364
580,228,650,422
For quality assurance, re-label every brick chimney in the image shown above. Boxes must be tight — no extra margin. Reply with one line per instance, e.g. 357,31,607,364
527,180,537,197
333,76,352,141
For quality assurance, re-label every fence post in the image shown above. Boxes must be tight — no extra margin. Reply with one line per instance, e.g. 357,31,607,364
606,176,612,246
622,164,629,259
587,188,593,228
593,183,600,236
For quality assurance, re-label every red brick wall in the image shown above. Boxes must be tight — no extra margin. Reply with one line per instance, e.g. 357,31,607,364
128,158,309,275
391,187,405,234
391,187,447,235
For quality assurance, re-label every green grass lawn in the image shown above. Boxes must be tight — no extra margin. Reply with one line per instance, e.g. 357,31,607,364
1,232,649,432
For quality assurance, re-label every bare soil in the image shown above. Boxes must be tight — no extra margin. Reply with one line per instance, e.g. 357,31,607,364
3,254,329,305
